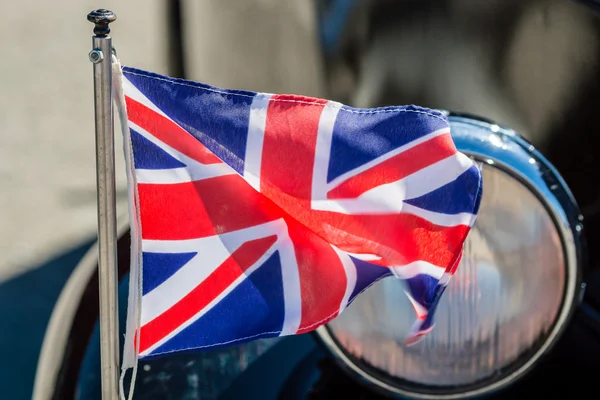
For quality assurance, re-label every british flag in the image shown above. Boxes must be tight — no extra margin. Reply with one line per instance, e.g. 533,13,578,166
117,66,482,365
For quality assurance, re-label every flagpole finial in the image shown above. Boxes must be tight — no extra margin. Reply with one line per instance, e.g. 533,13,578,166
87,9,117,37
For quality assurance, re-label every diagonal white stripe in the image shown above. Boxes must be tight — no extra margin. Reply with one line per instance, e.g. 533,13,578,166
140,241,280,357
331,246,357,314
129,121,234,184
403,290,429,319
123,76,170,118
141,252,220,326
393,152,474,200
311,152,474,217
125,77,234,184
325,127,450,192
140,219,288,325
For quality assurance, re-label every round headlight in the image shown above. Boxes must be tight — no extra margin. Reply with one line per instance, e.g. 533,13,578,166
316,114,584,399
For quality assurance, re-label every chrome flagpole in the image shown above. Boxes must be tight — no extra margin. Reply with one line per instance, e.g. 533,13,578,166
87,9,120,400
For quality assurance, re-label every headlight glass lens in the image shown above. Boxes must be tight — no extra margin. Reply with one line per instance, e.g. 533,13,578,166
326,163,566,389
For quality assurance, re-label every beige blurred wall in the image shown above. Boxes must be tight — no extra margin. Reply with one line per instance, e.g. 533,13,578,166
0,1,170,282
0,1,324,283
182,0,326,97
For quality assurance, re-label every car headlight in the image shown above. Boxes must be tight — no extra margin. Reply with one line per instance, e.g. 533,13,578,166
316,114,585,399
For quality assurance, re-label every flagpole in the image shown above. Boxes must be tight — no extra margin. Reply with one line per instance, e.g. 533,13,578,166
87,9,120,400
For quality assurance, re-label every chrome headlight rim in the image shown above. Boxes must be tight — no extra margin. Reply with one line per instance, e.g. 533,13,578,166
315,113,585,400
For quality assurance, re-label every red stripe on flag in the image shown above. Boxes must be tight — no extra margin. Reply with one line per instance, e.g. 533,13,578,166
249,175,469,269
254,95,466,273
138,175,281,240
125,96,222,165
260,95,327,201
138,235,278,354
255,170,470,269
327,133,457,199
258,97,350,331
312,210,471,269
284,218,347,334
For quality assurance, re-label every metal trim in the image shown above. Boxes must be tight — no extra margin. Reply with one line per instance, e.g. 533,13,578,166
315,114,584,399
31,216,130,400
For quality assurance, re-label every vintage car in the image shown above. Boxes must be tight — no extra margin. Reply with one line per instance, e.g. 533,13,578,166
33,1,600,399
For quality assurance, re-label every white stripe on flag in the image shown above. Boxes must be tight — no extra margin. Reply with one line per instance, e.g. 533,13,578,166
311,152,474,217
129,121,235,184
332,246,358,314
404,290,429,319
142,219,288,254
312,101,342,200
277,229,303,336
244,93,272,192
135,165,234,184
400,203,476,227
123,76,170,118
140,243,280,357
392,152,474,201
140,240,228,326
140,219,288,326
323,127,450,192
390,261,446,280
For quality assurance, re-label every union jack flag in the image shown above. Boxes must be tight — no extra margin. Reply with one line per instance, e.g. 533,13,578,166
116,66,482,366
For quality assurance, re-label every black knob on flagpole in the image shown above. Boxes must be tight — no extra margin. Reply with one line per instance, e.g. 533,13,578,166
87,9,117,37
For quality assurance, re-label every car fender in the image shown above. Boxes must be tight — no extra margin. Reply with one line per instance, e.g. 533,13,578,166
32,216,130,400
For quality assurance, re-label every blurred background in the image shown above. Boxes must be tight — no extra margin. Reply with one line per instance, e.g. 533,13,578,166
1,1,600,399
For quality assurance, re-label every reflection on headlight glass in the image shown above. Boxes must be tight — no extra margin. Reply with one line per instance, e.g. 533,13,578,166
328,165,565,387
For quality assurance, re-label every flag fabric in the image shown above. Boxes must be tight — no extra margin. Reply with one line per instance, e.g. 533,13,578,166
115,65,482,366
